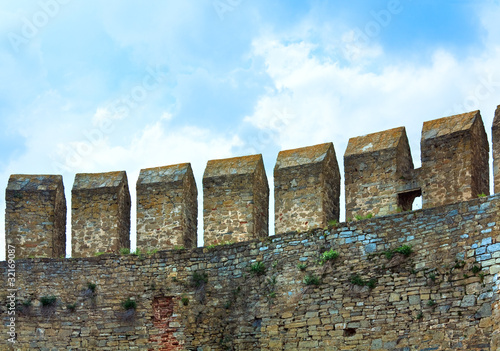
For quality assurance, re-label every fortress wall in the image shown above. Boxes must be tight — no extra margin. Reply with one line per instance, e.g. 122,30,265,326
136,163,197,251
4,175,66,259
1,194,499,350
274,143,340,234
203,154,269,245
71,171,131,257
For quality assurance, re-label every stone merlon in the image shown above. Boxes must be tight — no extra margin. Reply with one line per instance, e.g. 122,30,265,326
7,174,64,192
204,154,264,178
71,171,131,257
344,126,409,157
344,127,413,218
137,163,192,187
421,110,489,209
203,154,269,245
275,143,340,234
422,110,479,140
136,163,197,250
5,174,66,259
72,171,129,191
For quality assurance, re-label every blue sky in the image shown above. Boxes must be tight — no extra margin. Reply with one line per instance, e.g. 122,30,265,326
1,0,500,259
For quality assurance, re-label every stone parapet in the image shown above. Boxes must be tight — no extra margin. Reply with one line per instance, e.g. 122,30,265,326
2,194,499,350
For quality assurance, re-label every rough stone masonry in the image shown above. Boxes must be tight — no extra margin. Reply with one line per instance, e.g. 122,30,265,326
203,154,269,245
71,171,131,258
136,163,197,251
5,174,66,259
345,110,489,219
274,143,340,234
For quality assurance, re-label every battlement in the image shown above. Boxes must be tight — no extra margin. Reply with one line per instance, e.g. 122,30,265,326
3,106,500,350
421,110,489,209
3,106,500,258
344,127,413,218
345,110,490,219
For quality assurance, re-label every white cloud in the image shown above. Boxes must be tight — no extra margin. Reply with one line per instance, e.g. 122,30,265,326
246,25,500,151
160,112,173,121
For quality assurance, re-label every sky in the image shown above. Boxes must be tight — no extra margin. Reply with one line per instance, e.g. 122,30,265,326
1,0,500,259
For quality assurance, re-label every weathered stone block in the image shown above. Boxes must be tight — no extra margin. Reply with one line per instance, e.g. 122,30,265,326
5,175,66,258
274,143,340,234
71,171,130,257
493,105,500,194
136,163,197,251
344,127,414,218
203,154,268,245
421,110,489,208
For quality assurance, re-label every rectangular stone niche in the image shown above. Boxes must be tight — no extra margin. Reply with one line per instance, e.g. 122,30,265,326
149,296,182,350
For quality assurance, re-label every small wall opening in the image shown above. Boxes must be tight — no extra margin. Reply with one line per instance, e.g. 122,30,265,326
344,328,356,337
397,189,422,212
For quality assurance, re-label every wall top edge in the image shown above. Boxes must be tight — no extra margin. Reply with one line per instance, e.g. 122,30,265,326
203,154,263,179
421,110,479,141
72,171,127,190
7,174,63,192
344,126,406,157
137,163,191,186
275,142,333,170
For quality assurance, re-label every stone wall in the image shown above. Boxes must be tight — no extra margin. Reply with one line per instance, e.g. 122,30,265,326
136,164,197,251
274,143,340,234
4,175,66,259
1,194,499,350
71,171,131,257
203,154,269,245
